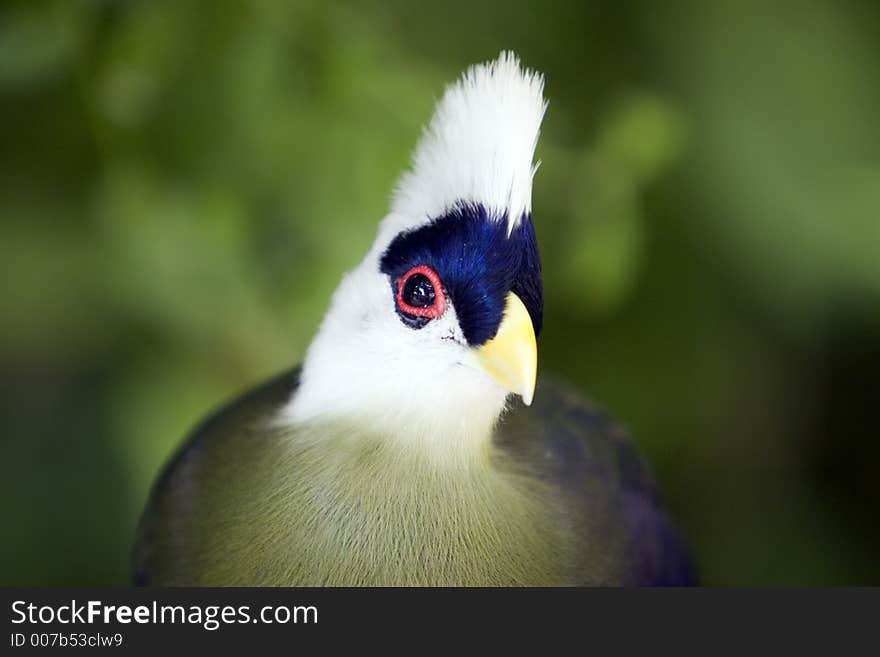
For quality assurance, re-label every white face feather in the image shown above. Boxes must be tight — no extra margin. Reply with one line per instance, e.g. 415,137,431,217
282,52,547,457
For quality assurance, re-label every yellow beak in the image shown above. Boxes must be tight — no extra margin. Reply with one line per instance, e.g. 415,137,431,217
475,292,538,405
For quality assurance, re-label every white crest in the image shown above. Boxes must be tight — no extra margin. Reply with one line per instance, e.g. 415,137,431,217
391,51,547,234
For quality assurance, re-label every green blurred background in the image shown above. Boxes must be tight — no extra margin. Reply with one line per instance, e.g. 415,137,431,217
2,0,879,585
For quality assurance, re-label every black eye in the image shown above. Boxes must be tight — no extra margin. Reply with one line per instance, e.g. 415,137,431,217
394,265,447,328
403,274,435,308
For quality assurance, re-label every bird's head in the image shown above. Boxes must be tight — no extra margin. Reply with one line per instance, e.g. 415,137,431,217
285,53,547,454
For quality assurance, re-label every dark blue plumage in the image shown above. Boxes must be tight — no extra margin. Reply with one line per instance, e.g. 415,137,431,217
380,203,543,346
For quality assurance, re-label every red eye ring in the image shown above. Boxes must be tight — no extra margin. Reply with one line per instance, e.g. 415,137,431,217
396,265,447,319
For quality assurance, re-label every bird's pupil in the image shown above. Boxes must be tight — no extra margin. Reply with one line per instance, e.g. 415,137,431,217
403,273,435,308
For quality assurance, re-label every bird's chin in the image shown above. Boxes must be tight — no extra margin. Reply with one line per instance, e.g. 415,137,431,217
441,360,511,418
456,350,517,406
370,362,510,453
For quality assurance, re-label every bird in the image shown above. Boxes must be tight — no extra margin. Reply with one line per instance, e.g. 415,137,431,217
133,52,695,586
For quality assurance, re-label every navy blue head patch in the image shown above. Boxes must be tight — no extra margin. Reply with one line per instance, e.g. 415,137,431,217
379,203,543,346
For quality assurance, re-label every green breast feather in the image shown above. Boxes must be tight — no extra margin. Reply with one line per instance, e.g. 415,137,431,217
134,369,691,586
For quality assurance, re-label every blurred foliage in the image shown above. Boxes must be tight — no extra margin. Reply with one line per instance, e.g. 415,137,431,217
1,0,878,585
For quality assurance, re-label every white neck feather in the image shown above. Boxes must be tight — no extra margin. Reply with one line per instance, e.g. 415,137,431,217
281,258,510,463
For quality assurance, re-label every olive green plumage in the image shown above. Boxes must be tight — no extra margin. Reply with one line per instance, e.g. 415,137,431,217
134,369,693,586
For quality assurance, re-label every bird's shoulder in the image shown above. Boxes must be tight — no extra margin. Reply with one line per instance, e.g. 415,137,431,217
496,377,697,585
132,368,301,585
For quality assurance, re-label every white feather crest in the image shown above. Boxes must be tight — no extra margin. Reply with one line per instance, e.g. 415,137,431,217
391,51,547,233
